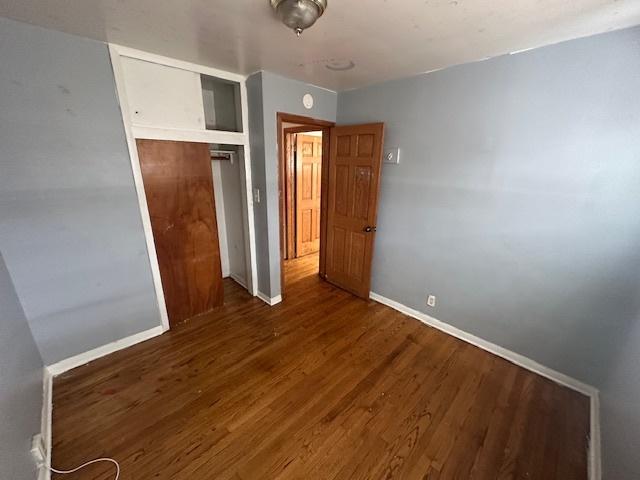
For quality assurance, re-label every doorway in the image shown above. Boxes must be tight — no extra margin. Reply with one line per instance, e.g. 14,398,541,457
285,129,322,255
278,113,386,300
283,129,323,289
277,114,333,294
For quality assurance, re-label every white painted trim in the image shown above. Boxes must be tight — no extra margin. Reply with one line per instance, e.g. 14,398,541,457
38,369,52,480
238,80,259,297
131,125,247,145
230,272,248,289
46,327,164,376
251,280,605,476
38,327,163,477
109,45,171,332
369,291,601,479
111,45,247,83
370,292,597,396
589,393,602,480
109,43,259,301
211,160,230,278
257,291,283,306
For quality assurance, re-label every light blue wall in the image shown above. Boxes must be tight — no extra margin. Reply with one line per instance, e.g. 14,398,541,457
337,26,640,478
0,17,162,364
246,73,269,295
0,252,43,480
247,71,337,297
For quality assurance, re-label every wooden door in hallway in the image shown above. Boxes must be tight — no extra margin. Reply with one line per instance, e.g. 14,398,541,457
325,123,385,299
295,134,322,257
136,139,223,326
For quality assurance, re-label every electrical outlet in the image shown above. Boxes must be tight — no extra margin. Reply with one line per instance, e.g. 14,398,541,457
427,295,436,307
31,434,46,468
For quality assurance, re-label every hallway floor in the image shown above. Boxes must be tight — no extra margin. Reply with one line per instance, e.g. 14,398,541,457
52,254,590,479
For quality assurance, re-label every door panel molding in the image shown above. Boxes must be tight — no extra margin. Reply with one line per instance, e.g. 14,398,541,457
325,123,385,299
295,133,323,257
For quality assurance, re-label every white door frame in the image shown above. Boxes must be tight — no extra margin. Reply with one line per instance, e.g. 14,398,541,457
108,44,259,331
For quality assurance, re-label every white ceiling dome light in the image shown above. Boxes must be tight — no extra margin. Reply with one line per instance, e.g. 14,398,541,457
270,0,328,37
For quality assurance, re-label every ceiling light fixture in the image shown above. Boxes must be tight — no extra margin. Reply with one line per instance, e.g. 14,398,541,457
270,0,327,36
325,60,355,71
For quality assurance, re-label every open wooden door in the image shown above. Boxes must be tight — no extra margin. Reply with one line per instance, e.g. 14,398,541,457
137,139,224,326
324,123,384,299
295,134,322,257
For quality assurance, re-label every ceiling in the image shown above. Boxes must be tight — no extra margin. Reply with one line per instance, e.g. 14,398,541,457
1,0,639,91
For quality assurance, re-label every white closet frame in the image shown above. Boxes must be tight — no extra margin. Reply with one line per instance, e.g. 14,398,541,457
108,44,258,332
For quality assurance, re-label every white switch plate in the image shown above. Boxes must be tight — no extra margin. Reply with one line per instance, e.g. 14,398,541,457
427,295,436,307
383,147,400,164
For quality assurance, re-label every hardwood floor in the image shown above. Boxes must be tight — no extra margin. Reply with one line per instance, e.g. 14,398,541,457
52,254,590,479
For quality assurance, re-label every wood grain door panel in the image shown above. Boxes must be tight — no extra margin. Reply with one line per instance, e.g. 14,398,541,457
296,134,322,257
325,124,384,298
137,139,223,326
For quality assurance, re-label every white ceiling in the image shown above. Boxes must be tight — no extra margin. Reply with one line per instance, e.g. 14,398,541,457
1,0,639,91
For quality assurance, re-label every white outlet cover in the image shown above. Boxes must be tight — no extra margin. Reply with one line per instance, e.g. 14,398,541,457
427,295,436,307
31,434,46,467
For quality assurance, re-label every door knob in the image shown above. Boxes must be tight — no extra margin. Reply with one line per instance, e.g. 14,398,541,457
363,226,376,233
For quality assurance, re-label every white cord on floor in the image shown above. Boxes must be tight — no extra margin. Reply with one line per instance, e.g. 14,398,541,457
50,458,120,479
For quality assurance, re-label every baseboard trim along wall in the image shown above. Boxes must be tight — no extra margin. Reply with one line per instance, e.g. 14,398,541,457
369,291,601,480
46,326,164,377
40,326,165,479
257,291,283,306
590,393,602,480
39,369,53,480
230,273,248,290
36,294,600,479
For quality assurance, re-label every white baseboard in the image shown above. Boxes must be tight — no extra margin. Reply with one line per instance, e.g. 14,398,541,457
270,294,282,306
369,291,601,480
38,368,53,480
37,326,164,479
39,326,164,477
589,393,602,480
36,292,599,478
370,292,596,395
257,291,283,306
230,273,248,290
46,326,164,376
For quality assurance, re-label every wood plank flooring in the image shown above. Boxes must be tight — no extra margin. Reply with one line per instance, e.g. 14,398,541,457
52,253,590,479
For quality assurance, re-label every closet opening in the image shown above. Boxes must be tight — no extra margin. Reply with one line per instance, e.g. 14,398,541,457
209,144,251,291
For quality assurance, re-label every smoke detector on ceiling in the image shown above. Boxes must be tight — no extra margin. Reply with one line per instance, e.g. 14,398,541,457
270,0,328,36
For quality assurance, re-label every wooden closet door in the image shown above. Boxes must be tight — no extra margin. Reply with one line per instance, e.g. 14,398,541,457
295,134,322,257
325,124,384,299
137,139,223,326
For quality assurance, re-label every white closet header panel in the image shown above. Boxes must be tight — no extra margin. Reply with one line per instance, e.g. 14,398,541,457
121,57,206,131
